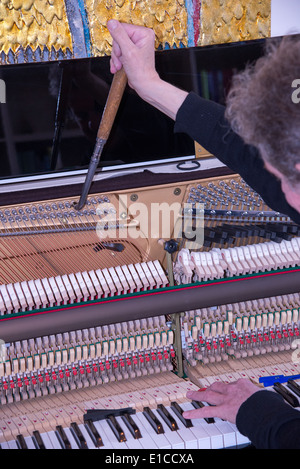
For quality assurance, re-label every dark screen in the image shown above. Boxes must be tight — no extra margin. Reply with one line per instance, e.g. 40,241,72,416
0,37,267,179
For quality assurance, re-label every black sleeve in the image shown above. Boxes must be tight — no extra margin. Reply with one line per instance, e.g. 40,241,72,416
174,92,300,224
236,390,300,449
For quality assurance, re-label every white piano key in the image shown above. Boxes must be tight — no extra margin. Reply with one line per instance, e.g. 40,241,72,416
78,423,97,449
7,439,18,449
94,419,127,450
179,402,211,449
213,418,237,448
135,411,171,449
115,416,143,450
25,436,36,449
92,421,114,449
227,422,250,446
152,408,185,449
38,431,55,449
129,413,158,449
47,430,63,449
0,441,10,449
165,405,198,449
63,427,80,449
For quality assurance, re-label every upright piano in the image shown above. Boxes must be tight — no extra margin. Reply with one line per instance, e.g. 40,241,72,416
0,34,300,450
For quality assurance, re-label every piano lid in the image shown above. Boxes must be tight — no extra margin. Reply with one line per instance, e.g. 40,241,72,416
0,36,269,182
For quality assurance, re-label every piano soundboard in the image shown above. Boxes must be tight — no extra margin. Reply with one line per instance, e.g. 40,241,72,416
1,172,300,450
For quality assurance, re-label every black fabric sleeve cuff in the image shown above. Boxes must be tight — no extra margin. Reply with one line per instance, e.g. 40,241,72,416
236,390,300,449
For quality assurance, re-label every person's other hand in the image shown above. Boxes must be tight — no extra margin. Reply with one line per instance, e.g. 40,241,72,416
182,378,261,424
107,20,160,98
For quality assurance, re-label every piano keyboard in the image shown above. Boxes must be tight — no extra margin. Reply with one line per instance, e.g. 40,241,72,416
2,375,299,450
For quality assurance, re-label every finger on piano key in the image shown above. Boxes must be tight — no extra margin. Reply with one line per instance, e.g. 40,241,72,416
180,401,222,449
134,411,171,449
170,401,193,428
191,400,215,423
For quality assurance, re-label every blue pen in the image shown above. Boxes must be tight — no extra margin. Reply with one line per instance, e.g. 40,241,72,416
259,374,300,387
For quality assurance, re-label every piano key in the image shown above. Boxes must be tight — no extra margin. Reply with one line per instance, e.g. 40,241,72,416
121,413,142,440
151,408,185,449
165,405,198,449
170,401,193,428
16,434,28,449
56,425,72,449
180,401,223,449
115,416,143,450
63,427,81,449
134,411,171,449
47,430,63,449
84,420,103,448
191,400,215,424
32,430,54,449
273,382,299,407
107,414,127,442
143,406,164,434
7,438,18,449
156,404,178,431
212,418,237,448
70,422,88,449
94,419,127,449
78,424,98,449
24,436,36,449
287,380,300,399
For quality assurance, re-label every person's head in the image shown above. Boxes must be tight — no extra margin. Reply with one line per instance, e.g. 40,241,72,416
225,35,300,212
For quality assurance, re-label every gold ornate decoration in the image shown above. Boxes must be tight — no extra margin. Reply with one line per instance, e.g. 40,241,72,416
200,0,271,46
0,0,72,56
84,0,188,56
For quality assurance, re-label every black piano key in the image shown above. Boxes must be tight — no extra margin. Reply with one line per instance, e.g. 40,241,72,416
70,422,88,449
191,400,215,424
121,413,142,439
143,407,164,434
107,415,127,443
157,404,179,431
16,434,28,449
273,382,299,407
287,380,300,399
170,401,193,428
56,425,71,449
85,420,104,447
32,430,46,449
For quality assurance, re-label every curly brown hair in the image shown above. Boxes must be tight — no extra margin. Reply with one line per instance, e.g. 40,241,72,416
225,35,300,187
